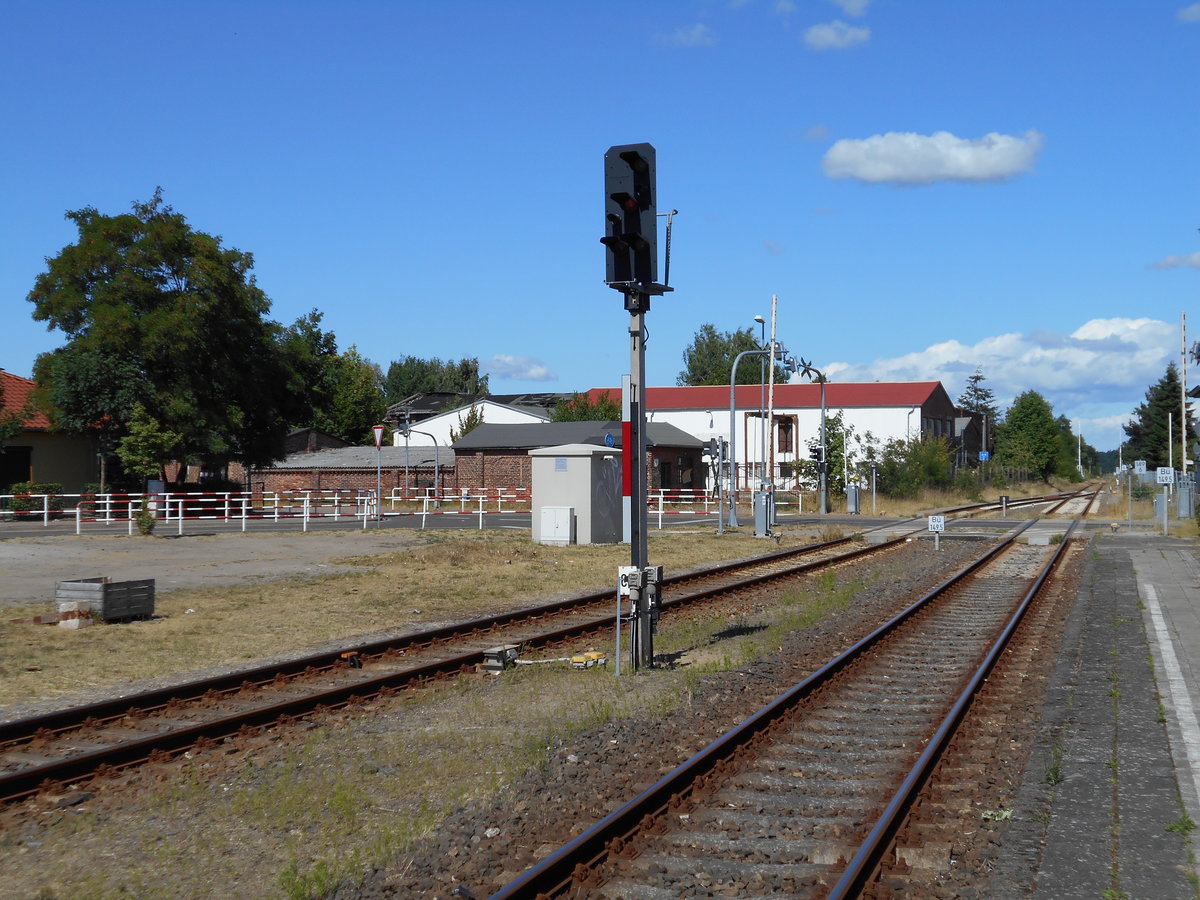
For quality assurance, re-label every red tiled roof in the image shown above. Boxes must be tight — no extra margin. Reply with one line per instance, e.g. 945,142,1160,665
586,382,945,410
0,370,51,429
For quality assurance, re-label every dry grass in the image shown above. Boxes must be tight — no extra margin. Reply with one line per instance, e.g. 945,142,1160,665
3,541,874,900
0,529,792,712
0,482,1108,712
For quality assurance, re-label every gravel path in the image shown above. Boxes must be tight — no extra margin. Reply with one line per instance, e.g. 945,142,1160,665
0,531,424,609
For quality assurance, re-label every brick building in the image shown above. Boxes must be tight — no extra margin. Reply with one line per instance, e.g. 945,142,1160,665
451,421,704,493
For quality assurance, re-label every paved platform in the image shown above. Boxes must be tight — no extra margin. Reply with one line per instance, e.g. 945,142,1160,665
992,530,1200,898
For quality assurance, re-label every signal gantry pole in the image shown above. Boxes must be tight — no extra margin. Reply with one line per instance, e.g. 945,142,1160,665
602,143,672,671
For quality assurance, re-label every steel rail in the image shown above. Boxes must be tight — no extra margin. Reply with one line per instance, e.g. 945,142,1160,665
826,516,1081,899
1,491,1077,806
0,532,917,803
485,517,1040,900
0,532,867,747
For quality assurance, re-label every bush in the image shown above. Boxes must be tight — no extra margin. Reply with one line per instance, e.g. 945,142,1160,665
954,471,984,501
878,437,953,499
8,481,66,516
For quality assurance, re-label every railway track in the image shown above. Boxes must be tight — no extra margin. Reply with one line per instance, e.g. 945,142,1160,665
0,525,923,805
0,491,1089,809
487,515,1081,899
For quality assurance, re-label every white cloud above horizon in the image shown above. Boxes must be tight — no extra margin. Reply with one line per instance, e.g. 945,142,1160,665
1179,3,1200,23
804,20,870,50
831,0,871,16
656,23,717,47
486,355,557,382
822,130,1044,185
1150,250,1200,269
818,317,1179,450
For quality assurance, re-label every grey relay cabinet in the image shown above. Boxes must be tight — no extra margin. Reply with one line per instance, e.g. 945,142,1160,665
529,444,622,546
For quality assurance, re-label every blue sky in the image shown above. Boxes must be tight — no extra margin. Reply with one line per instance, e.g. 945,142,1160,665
3,0,1198,453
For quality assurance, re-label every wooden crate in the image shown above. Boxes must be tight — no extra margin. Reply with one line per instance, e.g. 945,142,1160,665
55,577,156,624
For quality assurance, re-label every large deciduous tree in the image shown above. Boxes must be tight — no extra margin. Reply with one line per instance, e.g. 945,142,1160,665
995,390,1060,481
1123,362,1181,469
313,346,387,444
677,324,785,387
383,356,488,404
28,190,300,476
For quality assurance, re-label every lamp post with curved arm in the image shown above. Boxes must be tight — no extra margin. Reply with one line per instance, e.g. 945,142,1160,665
799,359,828,515
728,348,772,528
402,428,441,505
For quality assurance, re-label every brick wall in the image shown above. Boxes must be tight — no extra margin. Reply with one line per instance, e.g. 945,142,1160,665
455,451,532,492
250,467,458,493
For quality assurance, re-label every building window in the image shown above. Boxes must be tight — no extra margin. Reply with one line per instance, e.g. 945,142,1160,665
777,418,794,454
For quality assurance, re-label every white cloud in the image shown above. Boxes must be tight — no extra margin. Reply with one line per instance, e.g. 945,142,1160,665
657,23,717,47
821,317,1178,450
804,20,870,50
774,0,798,16
822,129,1044,185
804,123,829,141
486,355,557,381
763,239,785,255
1149,250,1200,269
832,0,871,16
1179,3,1200,23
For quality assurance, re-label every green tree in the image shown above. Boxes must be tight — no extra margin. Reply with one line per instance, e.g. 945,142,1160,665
116,403,183,484
1123,362,1181,469
1053,416,1098,480
27,189,301,473
676,324,786,386
878,436,954,498
804,411,855,495
956,366,999,419
31,345,148,491
956,366,999,456
552,390,621,422
278,309,340,430
313,347,386,444
449,404,485,442
995,390,1060,481
383,356,488,404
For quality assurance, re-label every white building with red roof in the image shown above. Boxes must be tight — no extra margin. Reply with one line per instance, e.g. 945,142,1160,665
584,381,957,491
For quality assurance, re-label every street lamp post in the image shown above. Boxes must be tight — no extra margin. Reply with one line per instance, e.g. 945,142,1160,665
405,428,441,503
728,348,772,528
754,314,766,487
799,359,828,514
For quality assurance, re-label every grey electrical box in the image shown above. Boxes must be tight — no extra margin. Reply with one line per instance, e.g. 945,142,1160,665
530,444,622,545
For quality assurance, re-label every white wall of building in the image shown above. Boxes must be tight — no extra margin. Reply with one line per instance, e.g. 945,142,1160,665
649,404,930,491
392,400,549,447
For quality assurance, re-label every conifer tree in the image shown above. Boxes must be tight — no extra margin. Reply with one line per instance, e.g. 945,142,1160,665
1123,362,1182,469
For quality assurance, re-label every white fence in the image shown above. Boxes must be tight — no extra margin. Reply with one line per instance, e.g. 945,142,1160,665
1,487,809,535
0,488,535,534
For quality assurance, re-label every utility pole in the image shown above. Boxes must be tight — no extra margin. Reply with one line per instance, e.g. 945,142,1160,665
602,143,671,671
